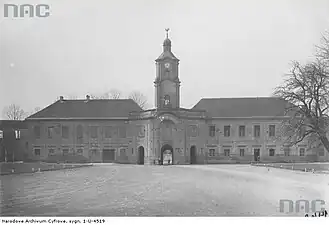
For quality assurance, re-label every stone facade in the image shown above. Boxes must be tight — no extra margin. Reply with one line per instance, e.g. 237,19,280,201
21,32,329,164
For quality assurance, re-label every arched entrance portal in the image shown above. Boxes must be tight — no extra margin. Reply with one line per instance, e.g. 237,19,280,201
190,146,197,164
161,144,173,165
137,146,144,165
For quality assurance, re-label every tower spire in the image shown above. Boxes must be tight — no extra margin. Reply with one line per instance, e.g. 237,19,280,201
165,28,170,39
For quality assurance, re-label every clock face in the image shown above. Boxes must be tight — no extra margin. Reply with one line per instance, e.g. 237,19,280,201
164,63,170,69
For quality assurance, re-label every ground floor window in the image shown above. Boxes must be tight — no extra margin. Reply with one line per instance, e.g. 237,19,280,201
318,149,325,156
269,148,275,156
224,149,230,157
208,149,215,157
48,149,55,156
299,148,305,156
284,149,290,156
34,149,40,156
91,149,97,155
239,149,245,156
77,149,83,155
62,149,69,156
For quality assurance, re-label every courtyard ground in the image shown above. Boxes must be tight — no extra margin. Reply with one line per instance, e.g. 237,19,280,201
253,162,329,173
0,162,93,175
0,164,328,216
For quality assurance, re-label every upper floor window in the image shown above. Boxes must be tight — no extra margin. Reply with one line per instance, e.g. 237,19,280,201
118,126,126,138
209,125,215,137
254,125,260,137
34,126,41,139
137,125,145,138
77,125,83,140
269,125,276,137
224,125,231,137
189,125,198,137
15,130,21,140
240,149,245,156
269,148,275,156
47,126,54,139
104,126,112,138
239,125,245,137
62,126,69,139
0,130,3,139
90,126,98,138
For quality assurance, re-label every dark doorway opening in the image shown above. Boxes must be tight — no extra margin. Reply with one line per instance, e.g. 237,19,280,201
190,146,197,164
161,144,173,165
102,149,115,163
254,149,260,161
138,146,144,165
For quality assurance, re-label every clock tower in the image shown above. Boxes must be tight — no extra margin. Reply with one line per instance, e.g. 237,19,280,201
154,29,180,109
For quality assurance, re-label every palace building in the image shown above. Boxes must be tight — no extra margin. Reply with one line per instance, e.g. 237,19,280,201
20,30,328,164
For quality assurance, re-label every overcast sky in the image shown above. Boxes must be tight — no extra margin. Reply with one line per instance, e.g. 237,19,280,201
0,0,329,119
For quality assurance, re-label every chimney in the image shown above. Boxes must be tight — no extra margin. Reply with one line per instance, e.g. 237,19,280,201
59,96,64,102
86,95,90,101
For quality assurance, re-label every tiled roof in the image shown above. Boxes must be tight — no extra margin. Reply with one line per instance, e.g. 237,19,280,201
26,99,142,119
0,120,27,129
192,97,290,118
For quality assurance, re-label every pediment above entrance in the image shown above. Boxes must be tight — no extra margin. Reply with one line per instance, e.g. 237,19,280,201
157,113,180,124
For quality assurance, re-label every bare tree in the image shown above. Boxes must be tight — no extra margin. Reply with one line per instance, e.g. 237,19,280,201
108,89,122,99
90,89,122,100
129,91,148,110
273,59,329,153
316,31,329,63
2,104,26,120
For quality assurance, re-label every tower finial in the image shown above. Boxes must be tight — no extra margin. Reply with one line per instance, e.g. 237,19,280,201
165,28,170,39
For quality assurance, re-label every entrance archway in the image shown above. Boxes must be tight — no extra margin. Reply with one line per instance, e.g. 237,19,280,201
137,146,144,165
190,146,197,164
161,144,173,165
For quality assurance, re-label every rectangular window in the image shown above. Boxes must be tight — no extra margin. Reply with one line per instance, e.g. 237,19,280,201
48,149,55,156
15,130,21,140
224,149,230,157
77,149,83,155
239,126,245,137
269,148,275,156
254,125,260,137
208,149,215,157
189,125,198,137
34,126,41,139
90,126,98,138
62,126,69,139
104,126,112,138
224,125,231,137
318,149,325,156
34,149,41,156
240,149,245,157
118,126,126,138
209,125,215,137
91,149,97,155
269,125,276,137
299,148,305,156
62,149,69,156
137,125,145,138
48,126,54,139
284,148,290,156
